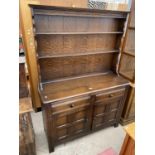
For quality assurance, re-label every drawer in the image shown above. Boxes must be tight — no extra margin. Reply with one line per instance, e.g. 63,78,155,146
52,96,90,116
95,88,125,103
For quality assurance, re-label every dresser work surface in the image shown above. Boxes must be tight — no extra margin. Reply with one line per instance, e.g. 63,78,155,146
39,72,129,104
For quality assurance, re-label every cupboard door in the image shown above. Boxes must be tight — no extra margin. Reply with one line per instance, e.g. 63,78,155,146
55,108,90,142
93,96,123,129
50,97,92,142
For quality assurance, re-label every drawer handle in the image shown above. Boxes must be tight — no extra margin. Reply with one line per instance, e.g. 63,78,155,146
109,94,114,97
70,104,75,108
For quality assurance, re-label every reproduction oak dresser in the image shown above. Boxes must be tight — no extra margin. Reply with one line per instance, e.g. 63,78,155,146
30,5,130,152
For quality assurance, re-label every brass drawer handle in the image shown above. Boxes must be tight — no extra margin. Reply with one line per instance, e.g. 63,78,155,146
70,104,75,108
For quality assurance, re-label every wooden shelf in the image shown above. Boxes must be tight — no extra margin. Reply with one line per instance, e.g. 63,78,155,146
34,12,127,19
39,72,129,104
38,50,119,59
32,5,128,19
35,32,123,35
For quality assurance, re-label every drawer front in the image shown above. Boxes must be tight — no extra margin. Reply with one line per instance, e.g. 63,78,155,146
95,88,125,103
51,97,90,116
93,94,124,129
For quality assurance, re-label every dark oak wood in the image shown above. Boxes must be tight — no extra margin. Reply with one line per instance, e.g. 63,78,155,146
38,50,119,59
20,0,130,110
39,55,115,82
36,34,120,58
39,72,129,104
31,5,130,152
42,86,129,152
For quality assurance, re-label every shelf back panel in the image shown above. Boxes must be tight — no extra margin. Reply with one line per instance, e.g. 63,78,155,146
39,53,114,82
34,14,125,33
32,7,127,83
36,34,119,57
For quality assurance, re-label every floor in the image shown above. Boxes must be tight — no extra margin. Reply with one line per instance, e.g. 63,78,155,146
31,112,126,155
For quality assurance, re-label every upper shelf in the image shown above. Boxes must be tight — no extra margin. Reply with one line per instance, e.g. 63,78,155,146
38,49,119,59
33,12,127,19
35,31,123,35
32,5,128,19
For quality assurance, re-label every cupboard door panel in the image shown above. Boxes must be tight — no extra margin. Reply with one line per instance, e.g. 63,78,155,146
55,109,88,127
48,96,93,143
56,121,87,141
93,95,124,129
